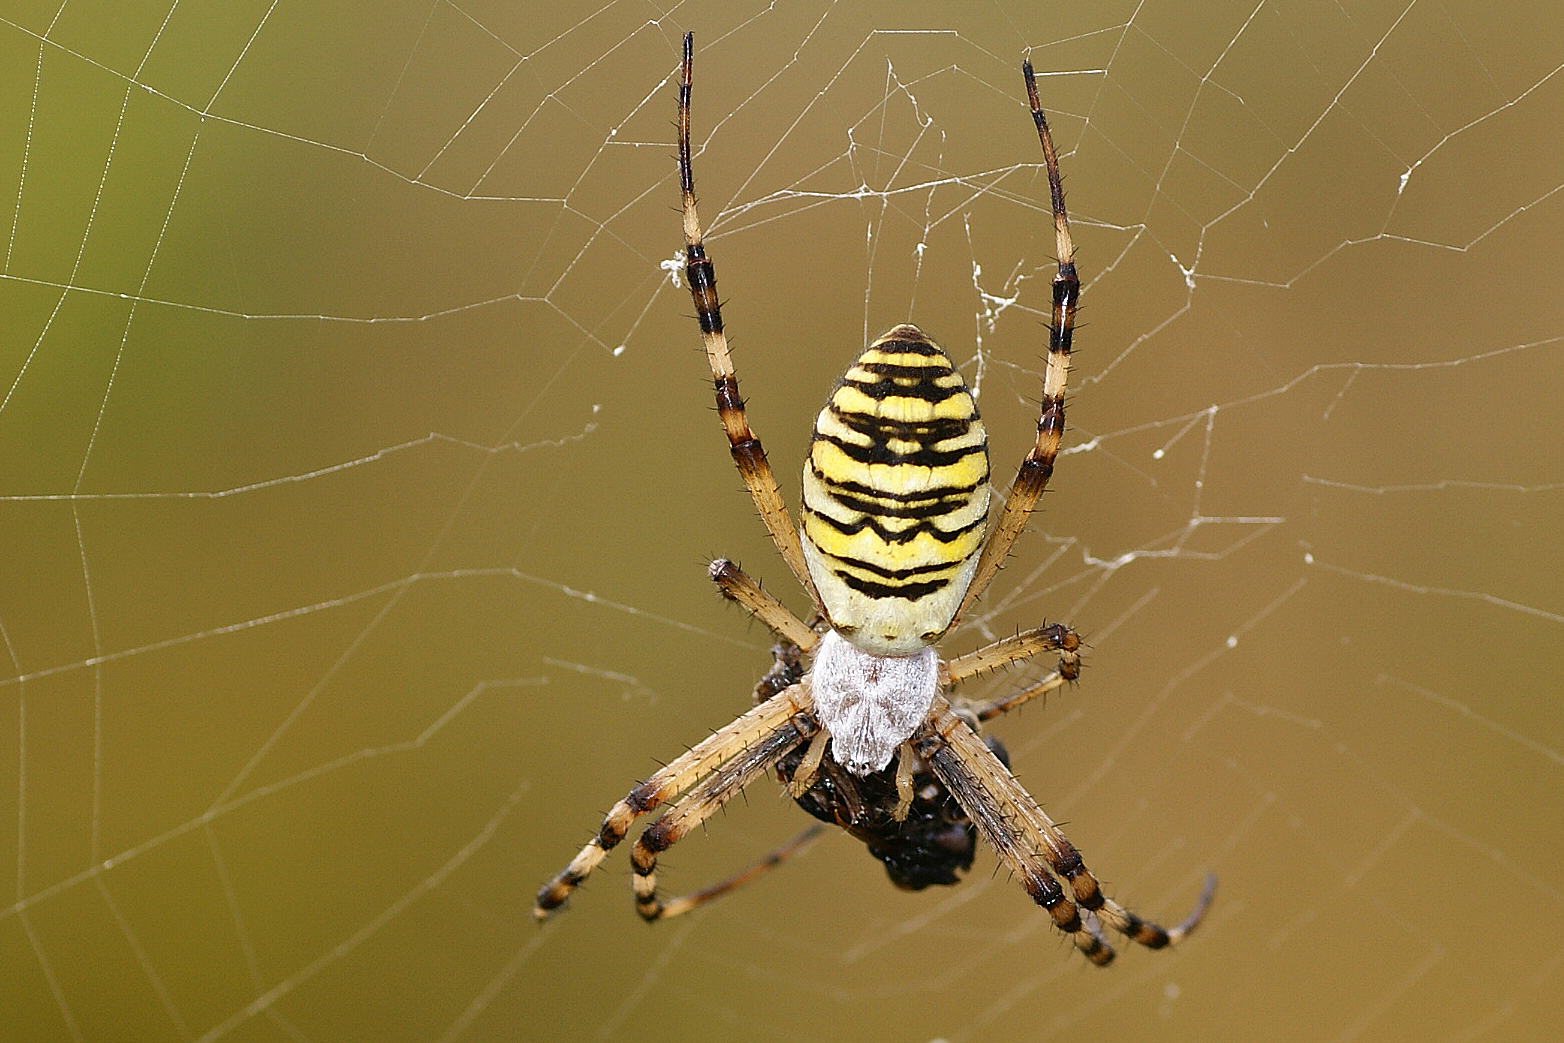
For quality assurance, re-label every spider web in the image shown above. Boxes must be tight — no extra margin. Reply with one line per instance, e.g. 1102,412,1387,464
3,1,1562,1040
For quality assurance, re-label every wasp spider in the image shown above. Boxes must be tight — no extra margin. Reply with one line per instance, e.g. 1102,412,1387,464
535,33,1214,965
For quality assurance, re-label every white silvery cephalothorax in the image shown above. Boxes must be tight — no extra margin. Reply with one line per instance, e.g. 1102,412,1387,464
807,629,940,775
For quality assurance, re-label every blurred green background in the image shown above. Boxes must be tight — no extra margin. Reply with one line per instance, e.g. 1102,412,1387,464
2,1,1562,1040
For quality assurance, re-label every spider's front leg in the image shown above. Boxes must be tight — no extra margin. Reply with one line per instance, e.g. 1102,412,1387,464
533,686,814,919
917,696,1214,965
915,698,1112,963
630,705,819,919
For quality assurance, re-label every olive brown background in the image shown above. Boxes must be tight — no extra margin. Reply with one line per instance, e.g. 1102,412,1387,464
2,1,1562,1040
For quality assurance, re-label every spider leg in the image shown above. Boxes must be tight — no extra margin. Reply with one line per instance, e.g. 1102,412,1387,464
954,60,1079,625
892,740,916,821
534,685,814,919
679,33,822,610
1061,856,1215,953
709,557,817,651
1004,732,1215,950
785,729,831,798
957,669,1072,725
918,696,1213,964
945,622,1080,685
632,705,821,920
648,823,828,920
916,697,1109,963
945,622,1080,725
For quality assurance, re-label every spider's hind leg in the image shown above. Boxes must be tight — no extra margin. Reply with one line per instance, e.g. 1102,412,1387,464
679,33,822,609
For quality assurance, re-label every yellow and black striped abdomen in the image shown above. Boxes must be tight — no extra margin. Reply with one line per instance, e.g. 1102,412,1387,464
801,325,990,655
